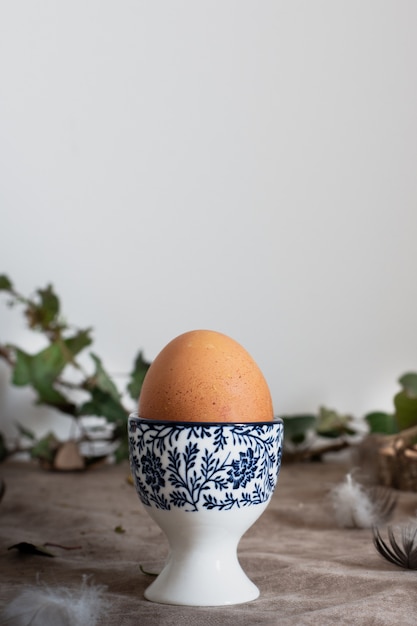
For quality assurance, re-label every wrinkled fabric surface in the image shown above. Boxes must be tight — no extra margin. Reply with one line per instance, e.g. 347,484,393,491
1,459,416,625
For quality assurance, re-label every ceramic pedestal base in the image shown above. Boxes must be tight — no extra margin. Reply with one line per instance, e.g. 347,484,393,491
144,506,268,606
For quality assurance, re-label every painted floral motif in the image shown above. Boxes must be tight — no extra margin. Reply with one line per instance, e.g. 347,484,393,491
128,418,283,512
141,451,165,492
228,448,258,489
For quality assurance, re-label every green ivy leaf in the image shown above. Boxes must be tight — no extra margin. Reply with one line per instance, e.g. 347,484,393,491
30,432,60,463
12,348,32,386
398,372,417,398
10,330,92,413
78,387,127,424
15,422,36,441
316,406,354,438
63,329,93,363
0,275,13,291
79,353,128,446
88,353,121,402
127,351,151,401
34,379,76,412
37,285,60,326
281,414,317,445
24,284,61,330
394,390,417,431
364,411,398,435
12,330,92,386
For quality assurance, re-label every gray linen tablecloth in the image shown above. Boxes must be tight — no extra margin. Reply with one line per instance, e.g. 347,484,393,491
1,458,416,625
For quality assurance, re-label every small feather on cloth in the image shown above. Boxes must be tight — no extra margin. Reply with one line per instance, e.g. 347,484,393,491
330,472,396,529
0,576,109,626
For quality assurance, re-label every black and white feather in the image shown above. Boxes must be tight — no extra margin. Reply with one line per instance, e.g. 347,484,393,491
373,524,417,569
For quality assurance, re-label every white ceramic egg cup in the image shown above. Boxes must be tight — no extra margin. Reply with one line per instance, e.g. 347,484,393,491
128,414,283,606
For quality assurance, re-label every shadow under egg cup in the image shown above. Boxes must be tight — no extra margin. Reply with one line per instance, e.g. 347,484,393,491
128,413,283,606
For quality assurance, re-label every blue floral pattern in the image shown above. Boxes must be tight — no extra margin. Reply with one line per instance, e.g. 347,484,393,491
228,448,257,489
128,416,283,512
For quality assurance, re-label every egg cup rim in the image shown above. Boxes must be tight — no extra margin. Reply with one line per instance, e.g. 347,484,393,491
129,412,283,427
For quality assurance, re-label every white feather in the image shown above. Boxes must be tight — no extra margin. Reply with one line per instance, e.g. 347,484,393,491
330,472,377,528
0,575,109,626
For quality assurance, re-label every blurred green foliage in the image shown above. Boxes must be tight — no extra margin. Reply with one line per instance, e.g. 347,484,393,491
282,373,417,461
282,406,357,457
364,372,417,435
0,274,150,464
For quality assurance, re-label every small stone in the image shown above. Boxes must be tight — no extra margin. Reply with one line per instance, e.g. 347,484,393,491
53,441,85,471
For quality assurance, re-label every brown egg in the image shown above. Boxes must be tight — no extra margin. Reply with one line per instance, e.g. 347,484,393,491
138,329,273,423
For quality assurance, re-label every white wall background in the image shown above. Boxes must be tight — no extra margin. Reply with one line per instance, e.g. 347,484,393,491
1,1,417,439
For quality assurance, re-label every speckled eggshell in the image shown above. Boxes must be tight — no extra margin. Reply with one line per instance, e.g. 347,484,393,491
138,329,273,423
